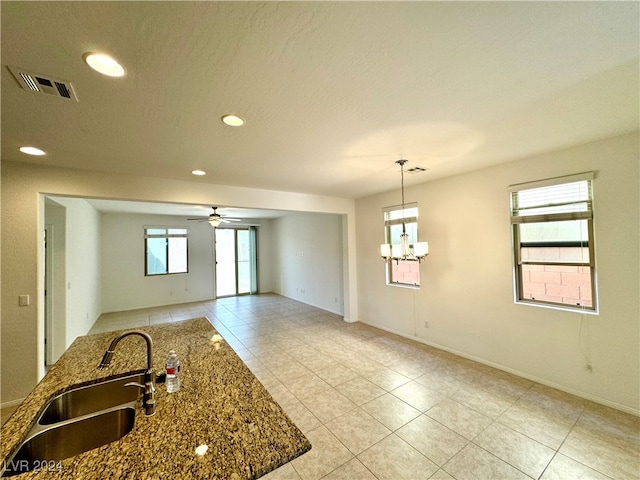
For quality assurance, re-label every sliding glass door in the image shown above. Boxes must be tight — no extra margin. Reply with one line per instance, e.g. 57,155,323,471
215,227,257,297
236,229,251,294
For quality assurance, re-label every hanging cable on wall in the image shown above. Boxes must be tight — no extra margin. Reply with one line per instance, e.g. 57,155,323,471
579,310,593,372
577,218,593,372
413,287,418,337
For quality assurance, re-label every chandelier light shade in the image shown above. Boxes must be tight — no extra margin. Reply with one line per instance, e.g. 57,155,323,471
413,241,429,258
380,159,429,263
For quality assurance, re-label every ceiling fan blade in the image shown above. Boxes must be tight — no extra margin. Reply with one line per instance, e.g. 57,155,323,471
186,218,207,221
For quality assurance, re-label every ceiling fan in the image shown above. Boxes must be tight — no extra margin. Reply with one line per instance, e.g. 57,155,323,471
187,207,241,227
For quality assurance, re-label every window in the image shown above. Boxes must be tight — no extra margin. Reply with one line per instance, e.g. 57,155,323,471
383,203,421,287
509,173,596,311
144,227,188,276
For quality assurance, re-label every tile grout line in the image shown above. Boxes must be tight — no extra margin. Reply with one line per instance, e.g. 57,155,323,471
91,297,637,480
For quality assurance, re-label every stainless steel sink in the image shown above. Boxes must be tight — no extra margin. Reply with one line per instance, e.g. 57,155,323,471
38,372,144,424
2,407,136,477
1,373,144,478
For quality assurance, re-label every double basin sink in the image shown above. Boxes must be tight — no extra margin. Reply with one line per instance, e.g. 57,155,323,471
1,372,145,477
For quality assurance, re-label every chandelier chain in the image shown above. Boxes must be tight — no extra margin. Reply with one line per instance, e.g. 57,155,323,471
401,163,405,209
397,159,408,234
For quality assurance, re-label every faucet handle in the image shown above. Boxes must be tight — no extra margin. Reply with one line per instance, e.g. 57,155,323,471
124,381,145,390
124,381,156,416
123,381,145,404
124,381,155,395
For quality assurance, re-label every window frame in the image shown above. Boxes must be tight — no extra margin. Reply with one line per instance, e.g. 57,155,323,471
383,203,421,288
509,172,597,312
144,226,189,276
214,225,259,297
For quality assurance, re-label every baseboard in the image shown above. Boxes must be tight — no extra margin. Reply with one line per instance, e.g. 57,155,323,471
102,292,281,315
102,297,217,315
360,319,640,417
275,291,344,317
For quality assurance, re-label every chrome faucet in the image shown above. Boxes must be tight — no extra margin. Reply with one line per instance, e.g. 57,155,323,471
98,330,157,416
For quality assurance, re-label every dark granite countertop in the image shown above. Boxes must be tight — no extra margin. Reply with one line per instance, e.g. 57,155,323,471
0,318,311,478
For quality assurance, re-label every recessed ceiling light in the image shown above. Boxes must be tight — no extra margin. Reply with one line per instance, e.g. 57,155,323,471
83,52,125,77
221,114,245,127
191,170,206,176
19,146,46,156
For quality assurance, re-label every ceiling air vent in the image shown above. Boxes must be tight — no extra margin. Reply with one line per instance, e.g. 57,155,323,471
7,66,79,102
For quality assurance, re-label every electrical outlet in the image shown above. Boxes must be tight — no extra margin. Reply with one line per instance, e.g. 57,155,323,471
19,295,30,306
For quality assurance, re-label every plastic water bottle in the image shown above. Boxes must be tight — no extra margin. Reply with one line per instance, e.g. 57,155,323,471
165,350,181,393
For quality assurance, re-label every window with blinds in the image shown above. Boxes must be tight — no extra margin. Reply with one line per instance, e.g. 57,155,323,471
509,173,597,311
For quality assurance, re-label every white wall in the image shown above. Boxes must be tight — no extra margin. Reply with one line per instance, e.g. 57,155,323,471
0,163,356,404
44,200,67,363
101,213,215,312
49,197,103,347
101,213,276,312
355,133,639,413
272,213,344,315
42,197,102,364
254,219,275,294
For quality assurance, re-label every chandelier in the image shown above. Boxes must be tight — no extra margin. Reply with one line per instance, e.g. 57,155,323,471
380,159,429,263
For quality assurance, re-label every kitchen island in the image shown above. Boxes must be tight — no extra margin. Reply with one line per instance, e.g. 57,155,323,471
1,318,311,478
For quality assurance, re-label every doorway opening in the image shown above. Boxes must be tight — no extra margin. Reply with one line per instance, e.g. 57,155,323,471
215,227,258,297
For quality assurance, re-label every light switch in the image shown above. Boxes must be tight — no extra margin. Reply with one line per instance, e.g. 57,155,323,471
19,295,30,306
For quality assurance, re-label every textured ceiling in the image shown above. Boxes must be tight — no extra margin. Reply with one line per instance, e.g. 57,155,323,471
2,2,638,200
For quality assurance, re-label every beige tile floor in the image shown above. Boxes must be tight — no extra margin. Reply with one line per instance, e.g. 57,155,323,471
65,294,639,479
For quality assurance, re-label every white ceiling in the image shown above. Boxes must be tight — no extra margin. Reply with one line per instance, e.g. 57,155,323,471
2,2,638,203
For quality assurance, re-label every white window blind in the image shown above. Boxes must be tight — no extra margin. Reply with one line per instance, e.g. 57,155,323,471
510,173,593,224
383,203,418,226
